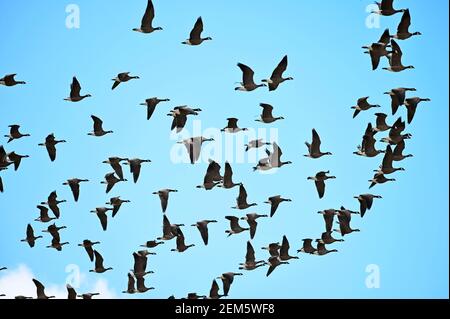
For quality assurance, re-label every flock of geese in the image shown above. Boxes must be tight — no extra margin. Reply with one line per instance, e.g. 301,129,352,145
0,0,429,299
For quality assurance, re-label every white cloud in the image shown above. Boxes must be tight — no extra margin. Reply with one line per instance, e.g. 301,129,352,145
0,264,117,299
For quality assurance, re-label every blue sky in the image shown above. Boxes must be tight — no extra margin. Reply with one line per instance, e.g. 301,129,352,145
0,0,448,298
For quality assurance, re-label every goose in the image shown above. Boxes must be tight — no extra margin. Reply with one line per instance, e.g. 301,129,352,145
171,229,195,252
67,284,78,299
317,231,344,245
63,178,89,202
0,267,7,271
337,206,360,222
124,158,152,183
384,87,416,115
4,125,30,143
106,196,130,217
297,238,317,254
42,223,67,236
372,0,406,16
0,146,12,168
208,280,224,299
111,72,139,90
313,243,338,256
32,279,55,299
90,207,113,231
240,213,268,239
140,240,164,248
232,184,257,209
391,9,421,40
0,294,5,297
0,74,25,86
46,237,69,251
133,0,162,34
133,252,151,278
264,195,292,217
34,205,56,223
169,114,188,133
362,29,392,70
38,134,66,162
153,189,178,213
304,129,332,158
136,276,155,293
14,296,33,299
78,239,100,262
239,241,267,270
244,139,271,152
182,17,212,45
354,125,385,158
308,171,336,199
373,113,391,133
196,160,222,190
90,250,113,273
261,242,281,257
78,292,101,299
369,172,396,188
383,40,414,72
101,172,127,193
64,76,91,102
102,157,128,180
169,105,202,116
351,97,381,118
221,118,248,133
122,273,138,294
140,97,170,120
191,220,217,245
255,103,284,123
392,140,413,161
375,145,405,174
279,235,299,261
225,216,249,236
6,152,29,171
261,55,293,91
217,272,243,296
266,142,292,168
0,176,3,193
157,215,183,241
317,209,339,233
380,117,412,145
41,191,66,218
354,194,382,217
88,115,113,137
235,63,266,91
21,224,42,247
266,256,289,277
404,97,431,124
334,215,360,237
177,136,214,164
218,162,241,189
186,293,206,299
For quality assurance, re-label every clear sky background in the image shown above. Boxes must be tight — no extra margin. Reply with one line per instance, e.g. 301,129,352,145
0,1,448,299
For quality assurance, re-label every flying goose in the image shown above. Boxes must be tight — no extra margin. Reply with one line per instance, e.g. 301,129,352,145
133,0,162,34
354,124,385,158
304,129,332,158
383,40,414,72
217,272,243,296
266,256,289,277
41,191,66,218
101,172,127,193
0,267,6,271
140,97,170,120
375,145,405,174
140,240,164,248
225,216,249,236
171,228,195,252
255,103,284,123
136,276,155,293
178,136,214,164
317,231,344,245
102,157,128,180
78,292,101,299
380,117,411,145
369,172,396,188
264,195,292,217
21,224,42,248
88,115,113,137
279,235,299,261
313,243,338,256
354,194,382,217
218,162,241,189
64,77,91,102
5,152,29,171
240,213,268,239
132,252,152,278
0,74,25,86
308,171,336,199
239,241,267,270
372,0,406,16
191,220,217,245
63,178,89,202
157,215,183,241
46,237,69,251
90,250,113,273
90,207,113,231
38,134,66,162
351,97,381,118
124,158,151,183
196,160,222,190
0,176,3,193
334,214,360,237
34,205,56,223
384,87,416,115
122,273,138,294
42,223,67,237
14,296,33,299
235,63,266,91
337,206,360,223
245,139,271,152
78,239,100,262
297,238,317,254
261,242,281,257
67,284,78,299
391,9,421,40
153,189,178,213
111,72,140,90
262,55,293,91
32,279,55,299
186,293,206,299
265,142,292,168
169,112,198,133
106,196,130,217
362,28,391,70
404,97,431,124
0,146,12,168
373,113,392,133
318,209,339,233
182,17,212,45
208,280,224,299
4,125,30,143
232,184,257,209
392,140,413,161
221,118,248,133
